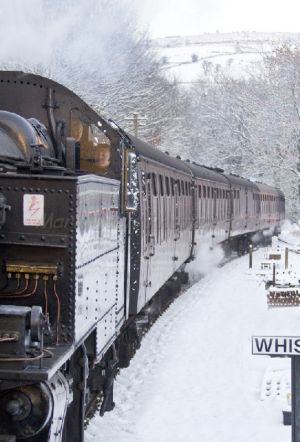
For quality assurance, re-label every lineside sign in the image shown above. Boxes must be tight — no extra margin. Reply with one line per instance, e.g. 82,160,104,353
252,336,300,356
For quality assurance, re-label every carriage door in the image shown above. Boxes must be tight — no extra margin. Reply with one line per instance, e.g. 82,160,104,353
256,193,260,227
245,187,248,229
213,188,217,223
143,171,155,302
173,179,180,271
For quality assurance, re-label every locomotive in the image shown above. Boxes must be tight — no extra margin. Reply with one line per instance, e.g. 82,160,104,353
0,71,284,442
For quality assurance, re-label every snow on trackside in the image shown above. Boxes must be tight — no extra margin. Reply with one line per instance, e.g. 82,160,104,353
86,226,300,442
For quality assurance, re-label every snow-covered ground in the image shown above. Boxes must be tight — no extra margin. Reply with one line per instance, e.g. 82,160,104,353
153,31,300,83
86,223,300,442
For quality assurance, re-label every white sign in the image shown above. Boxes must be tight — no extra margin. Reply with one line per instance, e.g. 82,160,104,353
252,336,300,356
23,194,44,226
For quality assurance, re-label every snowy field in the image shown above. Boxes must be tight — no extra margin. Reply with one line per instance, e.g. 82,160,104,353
86,223,300,442
153,31,300,83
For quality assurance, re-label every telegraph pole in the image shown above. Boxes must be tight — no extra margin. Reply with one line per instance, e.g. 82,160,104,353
124,113,147,137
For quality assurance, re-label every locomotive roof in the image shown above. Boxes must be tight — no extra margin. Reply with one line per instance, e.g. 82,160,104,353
0,70,116,139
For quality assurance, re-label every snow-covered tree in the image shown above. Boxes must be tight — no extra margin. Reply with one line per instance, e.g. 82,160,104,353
177,45,300,219
0,0,180,146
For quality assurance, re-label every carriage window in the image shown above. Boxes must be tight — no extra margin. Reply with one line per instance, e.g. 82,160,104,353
199,185,202,198
185,182,188,195
151,173,158,196
237,190,240,199
177,180,181,196
207,187,210,198
171,178,175,196
181,180,185,195
159,174,164,196
165,177,170,196
203,186,206,198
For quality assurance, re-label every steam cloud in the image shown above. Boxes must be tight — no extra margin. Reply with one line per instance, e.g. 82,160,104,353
185,243,224,283
0,0,138,111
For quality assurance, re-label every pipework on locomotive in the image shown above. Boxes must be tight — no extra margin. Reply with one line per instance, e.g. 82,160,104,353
0,71,284,442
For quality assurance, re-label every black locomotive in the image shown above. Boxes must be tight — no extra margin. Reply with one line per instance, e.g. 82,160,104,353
0,71,285,442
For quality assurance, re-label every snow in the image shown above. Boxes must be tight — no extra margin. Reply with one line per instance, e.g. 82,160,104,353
85,223,300,442
154,31,300,83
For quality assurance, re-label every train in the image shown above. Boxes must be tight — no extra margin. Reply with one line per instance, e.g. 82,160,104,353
0,71,285,442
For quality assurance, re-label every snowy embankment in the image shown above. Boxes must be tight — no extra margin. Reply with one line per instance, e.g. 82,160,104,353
86,225,300,442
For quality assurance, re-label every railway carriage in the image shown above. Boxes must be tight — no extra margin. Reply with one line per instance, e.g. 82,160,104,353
130,138,193,313
0,71,285,442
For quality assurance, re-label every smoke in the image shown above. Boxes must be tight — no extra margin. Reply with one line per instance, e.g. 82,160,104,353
185,242,224,283
0,0,142,112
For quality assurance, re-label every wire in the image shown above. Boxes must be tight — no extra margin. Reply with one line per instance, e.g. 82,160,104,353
15,279,38,298
14,277,29,294
0,278,38,298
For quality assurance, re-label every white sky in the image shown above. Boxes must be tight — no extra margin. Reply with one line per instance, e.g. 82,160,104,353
133,0,300,38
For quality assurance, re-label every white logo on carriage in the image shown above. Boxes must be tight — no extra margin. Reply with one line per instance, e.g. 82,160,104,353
252,336,300,356
23,194,44,226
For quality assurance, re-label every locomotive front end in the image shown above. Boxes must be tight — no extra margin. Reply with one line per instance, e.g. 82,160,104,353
0,72,129,442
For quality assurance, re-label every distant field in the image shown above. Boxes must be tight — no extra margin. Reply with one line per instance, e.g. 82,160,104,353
153,32,300,84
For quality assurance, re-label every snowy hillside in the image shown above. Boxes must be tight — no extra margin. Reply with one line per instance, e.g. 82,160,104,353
86,223,300,442
153,32,300,83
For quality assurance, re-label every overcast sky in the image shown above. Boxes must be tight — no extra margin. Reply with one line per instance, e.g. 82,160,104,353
133,0,300,37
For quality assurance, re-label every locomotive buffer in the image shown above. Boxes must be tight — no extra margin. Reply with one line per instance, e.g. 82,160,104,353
252,335,300,440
